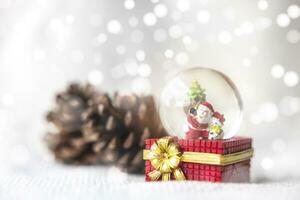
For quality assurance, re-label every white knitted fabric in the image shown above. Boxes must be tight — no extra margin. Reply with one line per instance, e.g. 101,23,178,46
0,160,299,200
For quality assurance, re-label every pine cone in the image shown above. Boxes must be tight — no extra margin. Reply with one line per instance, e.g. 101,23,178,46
45,83,105,164
46,83,96,133
112,93,168,173
81,93,167,173
45,83,168,174
81,93,127,164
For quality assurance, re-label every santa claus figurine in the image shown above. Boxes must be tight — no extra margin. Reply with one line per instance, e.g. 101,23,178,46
185,101,225,140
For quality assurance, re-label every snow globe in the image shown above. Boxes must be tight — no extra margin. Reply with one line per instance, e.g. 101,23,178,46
143,67,253,182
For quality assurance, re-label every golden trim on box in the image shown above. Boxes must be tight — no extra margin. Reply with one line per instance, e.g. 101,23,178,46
144,148,253,166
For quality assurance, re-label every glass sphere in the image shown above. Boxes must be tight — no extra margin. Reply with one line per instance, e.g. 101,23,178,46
159,67,243,139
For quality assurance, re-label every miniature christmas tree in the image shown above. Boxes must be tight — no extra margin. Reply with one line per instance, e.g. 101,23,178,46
187,80,206,104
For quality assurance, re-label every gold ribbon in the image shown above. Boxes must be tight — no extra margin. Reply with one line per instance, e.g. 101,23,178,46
143,137,253,181
145,137,186,181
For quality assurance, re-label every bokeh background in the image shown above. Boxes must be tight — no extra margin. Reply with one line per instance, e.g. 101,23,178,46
0,0,300,199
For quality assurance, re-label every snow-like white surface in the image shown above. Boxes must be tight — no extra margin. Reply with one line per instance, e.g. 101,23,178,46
1,161,299,200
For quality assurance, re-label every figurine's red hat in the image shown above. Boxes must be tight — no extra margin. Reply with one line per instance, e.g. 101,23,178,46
198,101,214,113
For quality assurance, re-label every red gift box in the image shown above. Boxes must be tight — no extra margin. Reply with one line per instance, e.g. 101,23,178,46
144,137,253,182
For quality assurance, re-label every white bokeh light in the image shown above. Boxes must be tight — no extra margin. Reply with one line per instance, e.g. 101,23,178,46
196,10,210,24
182,35,192,45
284,71,299,87
97,33,107,44
107,19,122,34
255,17,272,30
279,96,300,116
271,64,285,79
124,0,135,10
125,60,139,76
116,45,126,55
257,0,268,10
169,25,183,39
185,40,198,52
241,21,254,34
138,63,152,77
276,13,290,27
136,50,146,62
154,4,168,18
65,15,74,24
286,29,300,44
164,49,174,58
88,70,103,85
143,12,157,26
218,31,232,44
287,4,300,19
177,0,190,12
242,58,251,67
234,28,243,37
260,102,279,122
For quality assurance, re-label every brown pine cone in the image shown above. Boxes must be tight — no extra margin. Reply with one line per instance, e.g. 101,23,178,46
80,93,168,173
112,93,168,173
46,83,96,133
45,83,168,174
81,93,127,164
45,83,107,164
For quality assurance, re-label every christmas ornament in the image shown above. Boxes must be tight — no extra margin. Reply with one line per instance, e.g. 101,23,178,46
143,67,253,182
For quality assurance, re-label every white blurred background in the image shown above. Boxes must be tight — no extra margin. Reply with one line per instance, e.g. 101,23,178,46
0,0,300,199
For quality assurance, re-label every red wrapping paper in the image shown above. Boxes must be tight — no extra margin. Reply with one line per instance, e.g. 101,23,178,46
144,137,252,182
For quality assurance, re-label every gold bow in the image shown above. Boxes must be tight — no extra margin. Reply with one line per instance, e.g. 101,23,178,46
145,137,186,181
